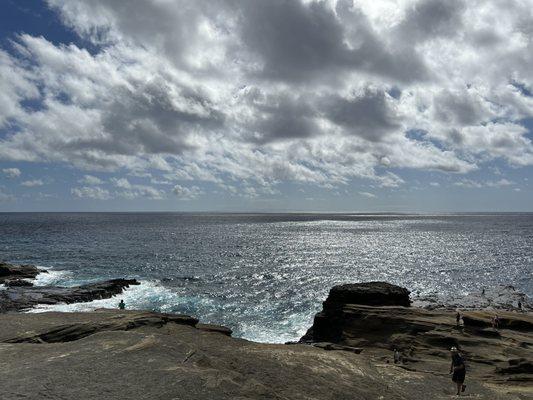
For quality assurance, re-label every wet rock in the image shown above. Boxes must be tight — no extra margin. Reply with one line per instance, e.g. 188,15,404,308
4,279,34,287
0,262,46,283
413,285,532,311
0,278,140,312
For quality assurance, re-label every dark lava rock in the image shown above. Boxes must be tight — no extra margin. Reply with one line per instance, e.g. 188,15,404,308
0,262,46,283
301,282,533,386
301,282,411,343
4,279,34,287
0,278,140,312
326,282,411,307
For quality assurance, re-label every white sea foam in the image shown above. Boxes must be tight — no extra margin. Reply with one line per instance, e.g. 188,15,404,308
27,280,184,313
32,267,72,286
241,312,315,344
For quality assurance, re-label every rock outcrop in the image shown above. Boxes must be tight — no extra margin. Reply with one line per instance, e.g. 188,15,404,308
325,281,411,307
3,310,198,343
0,262,46,284
0,309,530,400
4,279,34,287
413,284,531,311
301,282,533,388
0,278,139,312
300,281,410,343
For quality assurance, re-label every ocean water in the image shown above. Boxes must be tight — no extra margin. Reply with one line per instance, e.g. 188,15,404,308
1,212,532,343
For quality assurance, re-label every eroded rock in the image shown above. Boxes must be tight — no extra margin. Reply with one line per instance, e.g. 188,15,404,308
4,279,34,287
301,281,533,385
0,262,46,283
326,281,411,307
0,278,140,312
3,311,198,343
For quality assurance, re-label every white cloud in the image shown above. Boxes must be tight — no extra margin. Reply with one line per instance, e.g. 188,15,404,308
0,0,532,199
119,185,163,200
486,178,514,187
21,179,44,187
0,189,15,202
80,175,103,185
71,186,111,200
112,178,132,189
172,184,203,200
359,191,377,198
2,168,21,178
110,177,163,199
455,178,515,188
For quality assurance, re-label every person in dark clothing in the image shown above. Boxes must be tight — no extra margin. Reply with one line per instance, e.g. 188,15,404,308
455,311,461,327
450,347,466,396
118,299,125,310
492,315,500,329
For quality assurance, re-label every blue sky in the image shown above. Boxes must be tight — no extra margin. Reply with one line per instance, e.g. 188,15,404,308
1,0,533,212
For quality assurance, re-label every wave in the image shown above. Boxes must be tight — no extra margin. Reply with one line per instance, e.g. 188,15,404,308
27,280,183,314
32,267,73,286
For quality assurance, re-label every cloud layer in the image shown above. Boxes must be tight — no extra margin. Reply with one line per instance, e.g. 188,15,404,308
1,0,533,202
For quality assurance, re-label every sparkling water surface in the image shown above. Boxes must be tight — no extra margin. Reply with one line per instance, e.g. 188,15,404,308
1,213,532,343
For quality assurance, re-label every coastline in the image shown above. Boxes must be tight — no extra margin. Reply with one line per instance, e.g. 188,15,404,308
0,263,531,399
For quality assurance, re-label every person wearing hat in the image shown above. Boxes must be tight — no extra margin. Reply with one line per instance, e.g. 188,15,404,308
449,347,466,395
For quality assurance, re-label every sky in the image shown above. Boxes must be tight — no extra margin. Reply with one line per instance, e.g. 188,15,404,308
0,0,533,212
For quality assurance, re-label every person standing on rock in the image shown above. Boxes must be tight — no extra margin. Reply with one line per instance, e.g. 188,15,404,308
449,347,466,396
455,311,461,327
393,348,402,364
118,299,125,310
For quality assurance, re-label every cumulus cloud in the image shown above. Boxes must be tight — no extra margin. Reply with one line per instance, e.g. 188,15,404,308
71,186,111,200
172,184,203,200
110,177,164,199
80,175,103,185
454,178,515,188
0,0,532,199
21,179,44,187
2,168,21,178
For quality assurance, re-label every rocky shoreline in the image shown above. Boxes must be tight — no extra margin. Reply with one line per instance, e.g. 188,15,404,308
0,262,139,312
0,262,531,399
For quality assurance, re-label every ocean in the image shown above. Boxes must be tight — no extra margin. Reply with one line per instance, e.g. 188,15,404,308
1,212,532,343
